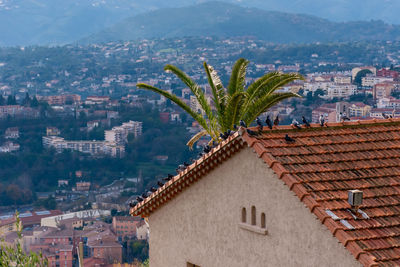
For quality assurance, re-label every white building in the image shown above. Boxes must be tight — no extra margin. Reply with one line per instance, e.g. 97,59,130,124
377,97,400,109
361,76,393,87
303,81,333,93
43,136,105,155
41,209,111,228
105,120,142,145
326,84,357,99
333,76,352,84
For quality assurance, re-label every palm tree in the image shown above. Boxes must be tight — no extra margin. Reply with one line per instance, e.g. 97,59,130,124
137,58,304,148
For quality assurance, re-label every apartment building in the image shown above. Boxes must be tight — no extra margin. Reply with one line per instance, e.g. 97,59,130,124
333,75,352,84
326,83,357,98
112,216,142,239
361,76,393,87
5,127,19,139
105,121,142,145
44,95,81,105
373,82,395,100
0,105,39,119
347,102,371,117
42,136,106,155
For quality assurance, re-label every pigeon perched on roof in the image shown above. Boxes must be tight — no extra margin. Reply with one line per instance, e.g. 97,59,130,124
292,119,301,129
141,192,149,198
150,187,157,192
256,117,262,127
256,117,263,133
240,120,247,128
136,196,143,202
163,174,174,181
274,115,280,127
382,113,389,119
233,124,238,130
176,166,184,173
265,115,273,129
246,128,257,136
302,116,310,127
183,161,190,167
203,145,211,153
129,200,138,207
319,114,325,127
340,112,350,121
220,132,230,140
157,181,164,187
285,134,295,143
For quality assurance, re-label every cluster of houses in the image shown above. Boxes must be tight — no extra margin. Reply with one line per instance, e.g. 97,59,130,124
0,208,148,266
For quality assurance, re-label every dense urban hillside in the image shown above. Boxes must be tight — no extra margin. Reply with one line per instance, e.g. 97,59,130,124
82,2,400,44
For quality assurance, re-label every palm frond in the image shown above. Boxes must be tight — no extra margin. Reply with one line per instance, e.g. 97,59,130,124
227,58,249,96
243,92,301,124
186,130,208,150
223,92,247,130
241,73,303,119
164,64,217,132
246,71,281,96
136,83,211,133
203,62,226,128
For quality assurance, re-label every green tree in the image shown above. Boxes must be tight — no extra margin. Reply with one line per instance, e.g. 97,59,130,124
137,58,303,148
30,96,39,107
354,69,373,86
7,95,17,105
22,93,31,106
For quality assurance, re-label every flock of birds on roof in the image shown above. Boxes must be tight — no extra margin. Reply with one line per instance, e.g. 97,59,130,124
130,111,396,208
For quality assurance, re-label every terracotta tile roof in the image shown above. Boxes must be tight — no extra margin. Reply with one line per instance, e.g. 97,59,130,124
131,118,400,266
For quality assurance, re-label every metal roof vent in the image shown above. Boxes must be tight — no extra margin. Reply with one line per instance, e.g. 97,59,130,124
348,189,363,209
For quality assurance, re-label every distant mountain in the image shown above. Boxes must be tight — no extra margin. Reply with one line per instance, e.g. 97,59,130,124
81,2,400,44
0,0,195,46
231,0,400,24
2,0,400,46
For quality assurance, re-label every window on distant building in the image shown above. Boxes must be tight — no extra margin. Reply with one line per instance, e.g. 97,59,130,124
261,213,266,229
251,206,256,226
241,207,246,223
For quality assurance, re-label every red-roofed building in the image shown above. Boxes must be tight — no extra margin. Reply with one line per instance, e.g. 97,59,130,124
131,119,400,266
377,68,399,79
19,210,63,227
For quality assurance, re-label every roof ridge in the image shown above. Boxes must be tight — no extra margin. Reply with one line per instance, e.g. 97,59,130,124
130,131,245,217
247,117,400,132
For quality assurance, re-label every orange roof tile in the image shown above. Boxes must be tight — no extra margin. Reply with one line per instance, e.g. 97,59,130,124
131,118,400,266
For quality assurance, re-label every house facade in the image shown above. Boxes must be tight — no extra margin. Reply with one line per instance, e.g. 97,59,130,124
131,119,400,266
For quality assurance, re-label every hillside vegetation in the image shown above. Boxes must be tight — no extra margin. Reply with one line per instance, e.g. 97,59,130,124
81,2,400,44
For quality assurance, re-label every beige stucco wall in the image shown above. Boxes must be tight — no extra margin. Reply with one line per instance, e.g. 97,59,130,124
148,147,361,267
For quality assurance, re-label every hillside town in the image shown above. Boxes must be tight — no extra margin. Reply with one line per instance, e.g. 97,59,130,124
1,37,400,265
0,208,148,266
